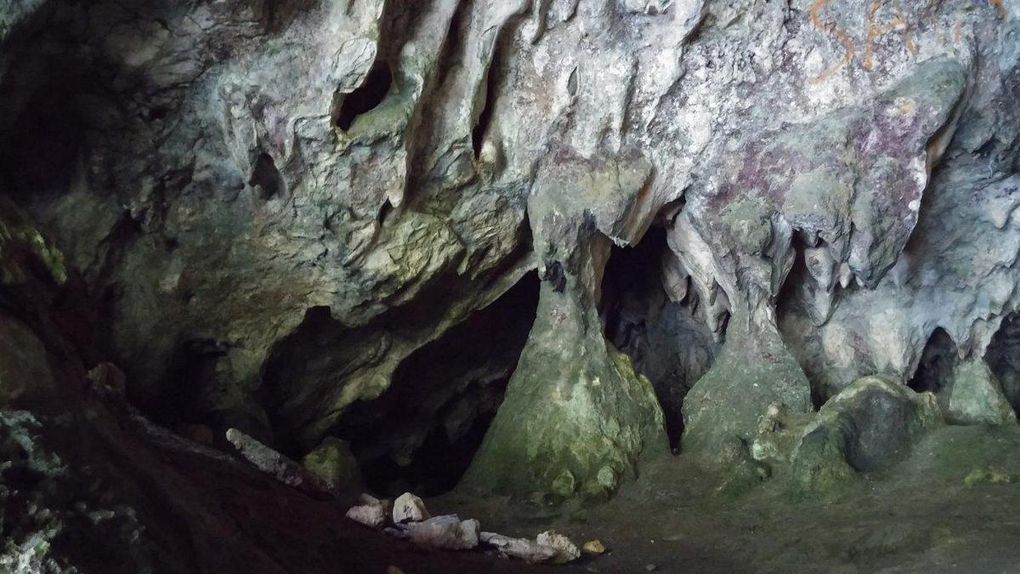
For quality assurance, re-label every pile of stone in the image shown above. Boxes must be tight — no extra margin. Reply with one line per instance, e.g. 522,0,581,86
346,492,587,565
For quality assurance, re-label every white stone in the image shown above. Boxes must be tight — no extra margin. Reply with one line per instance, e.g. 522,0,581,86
392,492,430,524
536,530,581,564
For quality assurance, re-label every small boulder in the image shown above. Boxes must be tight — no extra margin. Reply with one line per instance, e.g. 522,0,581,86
939,360,1016,426
583,539,607,554
226,428,328,492
791,376,942,493
392,492,430,524
301,437,360,494
402,515,480,550
345,494,389,528
480,532,558,563
536,530,580,564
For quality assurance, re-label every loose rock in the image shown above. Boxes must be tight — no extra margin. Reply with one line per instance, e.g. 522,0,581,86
480,532,558,564
345,494,389,529
392,492,430,524
536,530,581,564
401,515,480,550
225,428,327,492
582,539,607,554
301,437,360,494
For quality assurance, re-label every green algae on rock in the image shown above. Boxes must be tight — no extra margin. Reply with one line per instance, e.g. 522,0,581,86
791,376,943,494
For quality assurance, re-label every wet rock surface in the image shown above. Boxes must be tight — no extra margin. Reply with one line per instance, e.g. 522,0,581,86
2,0,1020,571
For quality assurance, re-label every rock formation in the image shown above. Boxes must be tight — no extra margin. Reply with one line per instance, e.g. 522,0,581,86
2,0,1020,570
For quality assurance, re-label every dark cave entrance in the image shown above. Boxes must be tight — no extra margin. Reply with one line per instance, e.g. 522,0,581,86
909,327,958,395
333,60,393,131
0,83,86,204
985,314,1020,417
336,271,540,496
598,226,718,449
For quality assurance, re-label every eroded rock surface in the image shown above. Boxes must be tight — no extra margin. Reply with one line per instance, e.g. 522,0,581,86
1,0,1019,544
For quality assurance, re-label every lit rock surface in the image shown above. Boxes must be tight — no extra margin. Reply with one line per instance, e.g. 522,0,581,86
399,515,481,550
1,0,1019,524
392,492,430,524
791,376,944,493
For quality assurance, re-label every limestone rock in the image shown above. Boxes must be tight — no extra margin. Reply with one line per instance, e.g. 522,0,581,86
791,376,943,493
225,428,326,492
682,319,812,463
536,530,581,565
939,360,1016,426
345,494,390,529
301,437,360,494
392,492,430,524
400,515,480,550
464,156,668,501
750,402,813,464
480,532,558,564
583,539,607,555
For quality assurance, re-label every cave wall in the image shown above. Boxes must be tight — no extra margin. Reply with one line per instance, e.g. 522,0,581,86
0,0,1019,503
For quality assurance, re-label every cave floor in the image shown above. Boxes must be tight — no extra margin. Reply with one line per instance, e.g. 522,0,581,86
432,425,1020,574
152,422,1020,573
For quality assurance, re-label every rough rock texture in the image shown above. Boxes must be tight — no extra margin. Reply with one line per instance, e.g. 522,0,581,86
301,436,361,494
791,376,943,493
463,156,668,501
2,0,1020,513
940,359,1016,425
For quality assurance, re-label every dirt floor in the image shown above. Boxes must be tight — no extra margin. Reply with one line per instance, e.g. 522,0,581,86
428,425,1020,574
156,423,1020,573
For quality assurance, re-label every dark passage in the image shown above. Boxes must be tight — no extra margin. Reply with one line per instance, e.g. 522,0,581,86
909,327,958,395
333,60,393,131
985,314,1020,417
249,152,286,199
336,271,540,496
599,226,718,449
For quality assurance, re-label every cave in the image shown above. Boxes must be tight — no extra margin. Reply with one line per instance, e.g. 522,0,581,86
985,314,1020,417
335,271,540,497
333,59,393,131
598,226,718,448
909,327,958,395
3,2,1020,573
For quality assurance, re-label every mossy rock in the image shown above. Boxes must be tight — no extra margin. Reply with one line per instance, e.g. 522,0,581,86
681,317,812,463
301,436,360,493
939,360,1016,426
462,282,667,503
790,376,943,495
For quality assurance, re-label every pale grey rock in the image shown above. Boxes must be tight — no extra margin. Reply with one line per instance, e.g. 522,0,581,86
345,495,389,529
940,360,1016,426
0,0,1018,503
400,515,480,550
480,532,559,564
535,530,581,564
392,492,430,524
225,428,327,492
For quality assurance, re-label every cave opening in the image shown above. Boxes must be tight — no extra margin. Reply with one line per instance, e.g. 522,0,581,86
0,83,85,204
598,226,719,449
249,152,286,199
909,327,958,395
333,60,393,131
471,67,497,158
985,313,1020,417
334,271,540,497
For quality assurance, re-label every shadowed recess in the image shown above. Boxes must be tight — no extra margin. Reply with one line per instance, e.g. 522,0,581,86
599,226,718,449
334,271,540,496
